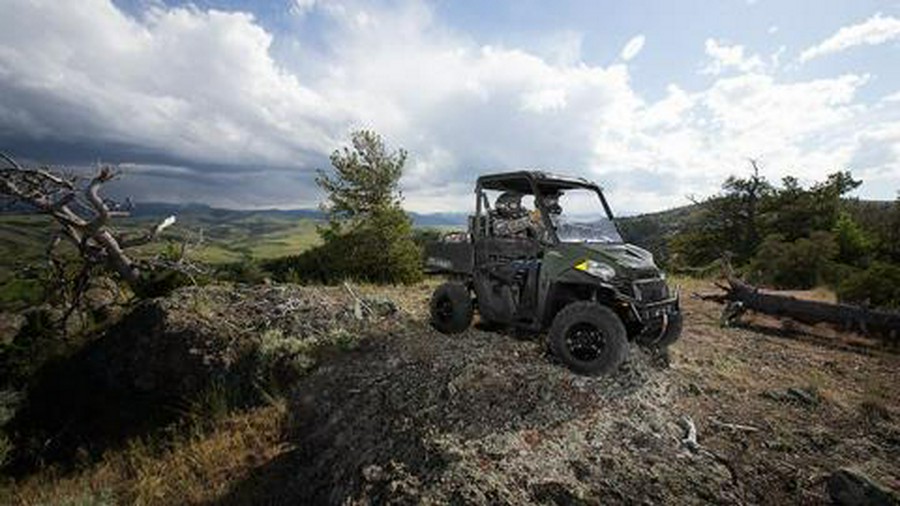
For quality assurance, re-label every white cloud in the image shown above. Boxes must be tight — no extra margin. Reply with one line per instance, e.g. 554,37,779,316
0,0,343,172
701,38,764,75
535,30,584,66
0,0,897,212
619,35,646,61
800,13,900,62
290,0,320,16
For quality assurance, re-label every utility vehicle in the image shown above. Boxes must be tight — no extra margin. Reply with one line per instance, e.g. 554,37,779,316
425,171,681,375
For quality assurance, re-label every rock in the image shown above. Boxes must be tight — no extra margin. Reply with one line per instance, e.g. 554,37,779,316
0,311,25,346
285,333,666,504
571,377,589,392
686,383,703,396
361,464,386,482
363,297,399,317
83,277,118,309
762,387,820,406
826,468,900,506
531,481,598,505
786,387,820,406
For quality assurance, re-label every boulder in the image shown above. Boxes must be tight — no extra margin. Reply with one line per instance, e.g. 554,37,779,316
827,468,899,506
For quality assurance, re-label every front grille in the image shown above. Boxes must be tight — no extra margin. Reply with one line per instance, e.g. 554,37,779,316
633,278,669,302
612,278,634,297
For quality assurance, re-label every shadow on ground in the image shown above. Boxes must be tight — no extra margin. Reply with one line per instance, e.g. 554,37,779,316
4,334,185,476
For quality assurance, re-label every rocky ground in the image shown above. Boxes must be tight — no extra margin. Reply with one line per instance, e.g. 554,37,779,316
2,278,899,505
222,278,900,504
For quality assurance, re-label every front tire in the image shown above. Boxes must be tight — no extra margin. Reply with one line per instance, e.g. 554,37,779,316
549,301,628,376
430,282,473,334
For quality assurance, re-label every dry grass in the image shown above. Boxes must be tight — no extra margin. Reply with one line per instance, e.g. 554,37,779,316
671,278,900,499
2,402,288,506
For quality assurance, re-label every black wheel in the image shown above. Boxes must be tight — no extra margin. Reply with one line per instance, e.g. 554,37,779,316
636,312,683,348
549,301,628,376
430,282,473,334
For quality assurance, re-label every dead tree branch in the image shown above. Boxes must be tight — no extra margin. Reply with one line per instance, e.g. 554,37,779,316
1,152,177,309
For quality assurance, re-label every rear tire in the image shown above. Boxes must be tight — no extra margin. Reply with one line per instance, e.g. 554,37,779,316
549,301,628,376
430,282,473,334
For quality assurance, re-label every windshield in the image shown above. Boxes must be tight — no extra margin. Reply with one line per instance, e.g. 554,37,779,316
547,187,623,244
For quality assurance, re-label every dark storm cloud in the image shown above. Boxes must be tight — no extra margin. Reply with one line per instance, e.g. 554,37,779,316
1,0,897,213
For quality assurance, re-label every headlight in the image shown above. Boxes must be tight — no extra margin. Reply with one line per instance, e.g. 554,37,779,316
574,259,616,281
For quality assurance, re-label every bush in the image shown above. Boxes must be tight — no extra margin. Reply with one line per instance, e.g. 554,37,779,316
214,258,267,284
266,208,422,285
0,278,44,310
667,229,724,271
832,211,872,266
136,268,194,298
412,228,444,249
1,309,65,386
747,231,838,289
836,262,900,309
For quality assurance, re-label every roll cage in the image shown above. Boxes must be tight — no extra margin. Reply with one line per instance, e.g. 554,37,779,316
473,171,619,244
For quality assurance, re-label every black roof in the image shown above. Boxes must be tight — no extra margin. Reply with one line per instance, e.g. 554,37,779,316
477,170,599,193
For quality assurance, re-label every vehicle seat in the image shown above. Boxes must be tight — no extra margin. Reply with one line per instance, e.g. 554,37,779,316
493,192,527,219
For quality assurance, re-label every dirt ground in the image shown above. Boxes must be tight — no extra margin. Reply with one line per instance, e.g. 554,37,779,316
3,277,898,505
215,277,900,505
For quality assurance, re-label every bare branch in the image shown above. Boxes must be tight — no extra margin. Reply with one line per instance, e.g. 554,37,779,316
710,418,760,433
0,153,170,294
33,167,75,189
0,151,23,170
118,215,177,249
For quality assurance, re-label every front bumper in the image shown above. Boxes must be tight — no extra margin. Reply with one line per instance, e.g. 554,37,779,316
636,294,680,321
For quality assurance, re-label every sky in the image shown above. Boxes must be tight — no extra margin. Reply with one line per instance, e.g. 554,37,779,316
0,0,899,214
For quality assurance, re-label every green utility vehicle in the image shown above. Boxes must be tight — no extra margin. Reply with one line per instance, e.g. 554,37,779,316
425,171,681,375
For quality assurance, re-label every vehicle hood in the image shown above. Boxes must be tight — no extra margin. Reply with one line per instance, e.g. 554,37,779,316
582,242,660,278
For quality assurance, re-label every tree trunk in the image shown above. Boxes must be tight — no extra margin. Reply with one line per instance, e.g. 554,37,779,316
721,275,900,344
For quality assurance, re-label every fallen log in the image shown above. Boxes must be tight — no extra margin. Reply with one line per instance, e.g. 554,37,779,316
718,272,900,345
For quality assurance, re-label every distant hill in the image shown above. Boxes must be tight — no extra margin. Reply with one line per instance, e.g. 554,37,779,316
126,202,467,228
0,203,468,285
2,198,889,275
128,202,324,220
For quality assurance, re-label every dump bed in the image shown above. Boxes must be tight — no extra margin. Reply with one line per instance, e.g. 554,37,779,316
424,239,474,275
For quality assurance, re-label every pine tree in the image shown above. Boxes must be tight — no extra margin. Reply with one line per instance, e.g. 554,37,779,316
307,130,422,284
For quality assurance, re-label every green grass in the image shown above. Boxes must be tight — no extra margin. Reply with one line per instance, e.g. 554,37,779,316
0,212,321,265
0,211,323,308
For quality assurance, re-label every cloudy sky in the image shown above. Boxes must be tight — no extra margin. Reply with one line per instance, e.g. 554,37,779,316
1,0,899,214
